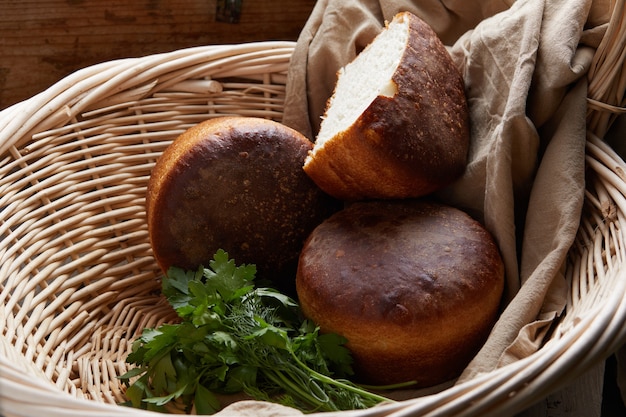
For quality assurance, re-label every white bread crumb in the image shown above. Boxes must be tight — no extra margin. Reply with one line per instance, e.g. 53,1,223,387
316,15,409,146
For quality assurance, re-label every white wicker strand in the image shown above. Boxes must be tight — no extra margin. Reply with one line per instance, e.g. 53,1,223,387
587,0,626,136
0,42,295,156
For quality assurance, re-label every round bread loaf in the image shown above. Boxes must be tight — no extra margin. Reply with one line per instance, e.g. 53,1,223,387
296,200,504,387
147,116,339,291
304,11,470,200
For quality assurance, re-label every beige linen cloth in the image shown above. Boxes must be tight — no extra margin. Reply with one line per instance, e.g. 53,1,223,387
210,0,618,415
282,0,614,394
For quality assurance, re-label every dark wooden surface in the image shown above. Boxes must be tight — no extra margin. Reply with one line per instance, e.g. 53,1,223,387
0,0,316,109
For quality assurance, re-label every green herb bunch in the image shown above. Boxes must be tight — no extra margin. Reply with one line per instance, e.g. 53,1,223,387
120,249,391,414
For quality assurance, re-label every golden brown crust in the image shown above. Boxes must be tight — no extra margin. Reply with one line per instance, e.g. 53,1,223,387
296,200,504,386
304,12,470,200
147,116,339,291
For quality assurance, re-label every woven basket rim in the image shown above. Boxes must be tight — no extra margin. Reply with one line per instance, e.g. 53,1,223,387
0,40,297,156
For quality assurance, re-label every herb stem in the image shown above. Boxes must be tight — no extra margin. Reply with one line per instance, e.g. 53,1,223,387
289,351,393,406
262,367,338,412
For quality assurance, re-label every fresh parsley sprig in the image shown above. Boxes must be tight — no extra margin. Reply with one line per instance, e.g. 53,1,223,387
119,249,392,414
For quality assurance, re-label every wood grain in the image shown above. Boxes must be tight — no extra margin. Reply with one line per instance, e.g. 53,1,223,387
517,362,605,417
0,0,316,109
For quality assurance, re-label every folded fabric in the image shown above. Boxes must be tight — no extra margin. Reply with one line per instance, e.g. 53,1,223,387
283,0,612,388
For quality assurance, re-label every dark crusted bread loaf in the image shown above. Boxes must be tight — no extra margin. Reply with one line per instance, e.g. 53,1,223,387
147,116,339,291
296,200,504,387
304,11,470,200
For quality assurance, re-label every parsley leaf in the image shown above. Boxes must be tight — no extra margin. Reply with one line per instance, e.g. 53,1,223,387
120,249,393,414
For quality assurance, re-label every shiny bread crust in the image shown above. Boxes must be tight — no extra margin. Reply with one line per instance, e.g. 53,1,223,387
296,200,504,386
304,12,470,200
147,116,338,289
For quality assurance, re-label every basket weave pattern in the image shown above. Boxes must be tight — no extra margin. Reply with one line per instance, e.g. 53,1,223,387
0,7,625,416
0,42,294,415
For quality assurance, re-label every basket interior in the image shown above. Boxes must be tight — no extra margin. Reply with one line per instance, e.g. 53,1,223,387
0,43,293,405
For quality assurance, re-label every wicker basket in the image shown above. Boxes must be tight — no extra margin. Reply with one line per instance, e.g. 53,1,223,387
1,6,625,417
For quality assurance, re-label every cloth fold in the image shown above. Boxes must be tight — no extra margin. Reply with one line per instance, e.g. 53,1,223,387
283,0,610,389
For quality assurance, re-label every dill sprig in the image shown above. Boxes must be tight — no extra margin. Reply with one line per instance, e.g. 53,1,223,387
119,249,393,414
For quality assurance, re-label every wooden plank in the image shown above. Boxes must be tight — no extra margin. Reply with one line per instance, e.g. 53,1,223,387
516,361,605,417
0,0,316,109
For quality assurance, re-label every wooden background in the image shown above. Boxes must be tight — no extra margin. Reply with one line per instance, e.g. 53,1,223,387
1,1,624,416
0,0,316,110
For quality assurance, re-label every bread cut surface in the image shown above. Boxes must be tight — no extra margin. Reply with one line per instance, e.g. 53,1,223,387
296,200,504,386
304,12,470,200
147,116,338,292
